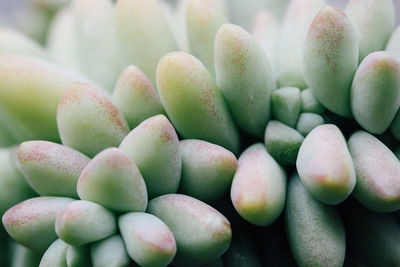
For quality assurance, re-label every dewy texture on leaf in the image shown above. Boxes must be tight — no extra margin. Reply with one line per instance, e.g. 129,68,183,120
112,65,165,130
119,212,176,267
77,148,148,213
296,124,356,205
348,131,400,212
231,143,286,226
286,175,346,267
351,51,400,134
157,52,240,154
179,139,237,203
57,82,130,157
119,115,181,199
214,23,274,138
303,6,358,117
147,194,232,267
18,141,90,198
2,197,74,253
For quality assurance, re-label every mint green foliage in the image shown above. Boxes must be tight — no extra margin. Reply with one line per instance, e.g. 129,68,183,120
351,51,400,134
18,141,90,198
119,115,181,199
2,197,74,253
285,175,346,267
214,23,274,137
156,52,240,154
0,147,36,215
112,65,165,130
55,200,116,246
348,131,400,212
296,124,356,205
300,89,325,114
10,243,41,267
345,0,395,63
147,194,231,267
386,25,400,57
303,7,358,117
186,0,228,77
72,0,121,91
231,143,286,226
57,82,130,157
0,28,48,59
119,212,176,267
115,0,178,87
296,113,325,136
90,235,130,267
39,239,68,267
179,139,237,203
271,87,301,128
278,0,327,88
265,120,304,166
0,55,92,143
77,148,148,213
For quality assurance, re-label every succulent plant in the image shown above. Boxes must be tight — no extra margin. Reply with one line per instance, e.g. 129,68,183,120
1,1,400,266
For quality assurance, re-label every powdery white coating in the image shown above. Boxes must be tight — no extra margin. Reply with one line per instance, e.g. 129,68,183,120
46,7,80,71
345,0,395,62
351,51,400,134
179,139,238,202
0,55,92,142
77,147,148,213
11,243,42,267
264,120,304,166
231,143,286,226
55,200,116,246
214,23,274,137
386,25,400,58
90,235,130,267
300,88,325,114
303,6,358,117
278,0,326,88
296,113,325,136
147,194,231,267
57,82,130,157
119,114,181,199
72,0,121,91
0,28,48,59
286,176,346,267
39,239,68,267
296,124,356,205
1,197,74,253
270,87,301,128
348,131,400,212
115,0,178,87
156,52,240,154
18,141,90,198
112,65,165,129
119,212,176,267
186,0,228,77
250,9,279,76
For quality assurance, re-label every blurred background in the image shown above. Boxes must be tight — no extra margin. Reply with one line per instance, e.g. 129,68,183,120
0,0,399,45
